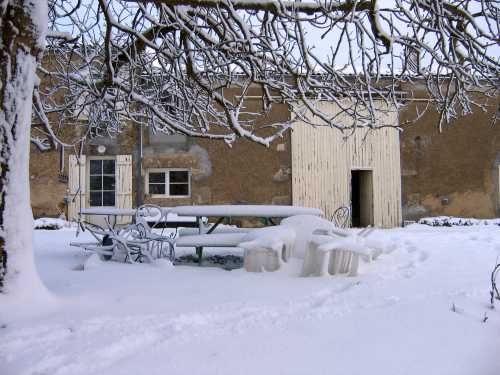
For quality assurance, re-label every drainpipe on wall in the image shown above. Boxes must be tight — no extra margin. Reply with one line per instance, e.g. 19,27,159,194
134,123,143,207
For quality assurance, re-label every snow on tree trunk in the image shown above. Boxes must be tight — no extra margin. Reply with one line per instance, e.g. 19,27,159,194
0,0,51,302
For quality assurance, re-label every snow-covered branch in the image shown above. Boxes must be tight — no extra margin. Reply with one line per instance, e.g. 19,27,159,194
38,0,499,147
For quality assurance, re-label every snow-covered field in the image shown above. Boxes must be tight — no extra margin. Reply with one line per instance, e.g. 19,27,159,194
2,225,500,375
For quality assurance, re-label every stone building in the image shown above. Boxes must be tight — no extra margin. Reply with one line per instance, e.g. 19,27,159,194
30,98,403,227
29,89,499,226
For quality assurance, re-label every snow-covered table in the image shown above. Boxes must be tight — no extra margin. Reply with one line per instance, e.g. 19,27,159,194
143,211,199,229
80,207,137,216
169,205,323,264
170,205,323,218
80,208,137,228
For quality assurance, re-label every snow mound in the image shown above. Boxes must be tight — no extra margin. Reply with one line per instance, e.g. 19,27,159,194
83,254,103,270
418,216,500,227
154,258,175,269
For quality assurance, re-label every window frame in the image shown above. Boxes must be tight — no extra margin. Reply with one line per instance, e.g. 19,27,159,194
146,168,191,198
87,156,117,207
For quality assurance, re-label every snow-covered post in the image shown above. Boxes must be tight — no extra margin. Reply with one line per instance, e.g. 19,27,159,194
0,0,49,298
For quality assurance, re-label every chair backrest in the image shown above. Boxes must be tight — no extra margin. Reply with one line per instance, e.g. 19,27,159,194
136,204,164,229
134,204,175,240
331,206,351,228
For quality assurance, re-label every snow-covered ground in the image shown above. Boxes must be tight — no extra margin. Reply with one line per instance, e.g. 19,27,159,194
1,225,500,375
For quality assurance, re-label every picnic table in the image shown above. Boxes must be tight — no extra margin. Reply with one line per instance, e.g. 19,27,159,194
76,205,324,266
80,207,199,228
168,205,323,262
80,207,136,228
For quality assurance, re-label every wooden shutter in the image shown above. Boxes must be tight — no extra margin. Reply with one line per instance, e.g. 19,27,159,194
67,154,86,222
116,155,133,224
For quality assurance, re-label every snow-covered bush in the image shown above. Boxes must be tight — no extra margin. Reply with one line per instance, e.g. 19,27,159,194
33,218,72,230
418,216,500,227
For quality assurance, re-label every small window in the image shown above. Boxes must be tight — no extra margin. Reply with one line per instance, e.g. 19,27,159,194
147,169,190,198
89,159,116,206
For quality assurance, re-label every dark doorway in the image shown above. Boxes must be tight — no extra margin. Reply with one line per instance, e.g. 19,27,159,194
351,170,374,227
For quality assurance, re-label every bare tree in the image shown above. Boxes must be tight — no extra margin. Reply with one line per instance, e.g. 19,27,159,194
1,0,498,293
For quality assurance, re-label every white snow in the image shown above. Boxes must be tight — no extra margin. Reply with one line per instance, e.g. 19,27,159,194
239,225,296,253
1,224,499,375
34,217,75,230
80,207,137,216
418,216,500,227
281,215,337,258
142,210,199,223
171,205,323,218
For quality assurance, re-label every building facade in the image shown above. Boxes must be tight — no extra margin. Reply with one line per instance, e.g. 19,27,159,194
30,99,404,227
29,92,499,226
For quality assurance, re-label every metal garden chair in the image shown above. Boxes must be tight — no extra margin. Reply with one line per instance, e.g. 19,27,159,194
119,204,176,262
331,206,351,228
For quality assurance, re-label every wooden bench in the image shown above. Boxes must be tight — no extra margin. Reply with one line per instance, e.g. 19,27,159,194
175,233,248,248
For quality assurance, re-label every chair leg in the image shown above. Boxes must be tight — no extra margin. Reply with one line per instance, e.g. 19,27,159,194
320,251,331,276
196,247,203,265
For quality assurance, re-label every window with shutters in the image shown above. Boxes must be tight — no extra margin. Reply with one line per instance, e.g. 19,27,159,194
89,159,116,206
146,169,190,198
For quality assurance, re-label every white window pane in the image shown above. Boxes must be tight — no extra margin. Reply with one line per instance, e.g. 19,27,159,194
102,192,115,206
90,192,102,206
90,176,102,190
149,172,165,183
90,160,102,175
102,160,115,174
169,184,189,196
149,184,166,195
103,176,115,190
170,170,189,183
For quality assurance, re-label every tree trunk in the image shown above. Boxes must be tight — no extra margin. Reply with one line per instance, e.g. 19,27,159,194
0,0,48,300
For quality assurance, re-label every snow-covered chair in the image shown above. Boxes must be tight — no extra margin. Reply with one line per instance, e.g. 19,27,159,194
175,233,248,248
331,206,351,228
301,227,377,277
70,222,116,260
280,215,338,259
120,204,175,261
71,221,153,263
238,226,296,272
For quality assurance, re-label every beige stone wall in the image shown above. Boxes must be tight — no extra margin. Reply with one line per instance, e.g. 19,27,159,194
30,123,139,218
29,145,68,218
400,93,500,220
30,101,292,218
141,100,292,208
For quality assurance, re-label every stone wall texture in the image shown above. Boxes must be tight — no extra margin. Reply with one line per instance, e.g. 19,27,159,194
400,92,499,220
29,87,499,222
